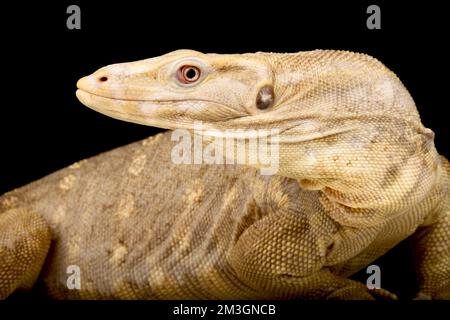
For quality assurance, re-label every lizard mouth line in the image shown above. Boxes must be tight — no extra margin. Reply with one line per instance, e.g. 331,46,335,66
76,89,232,107
76,89,248,121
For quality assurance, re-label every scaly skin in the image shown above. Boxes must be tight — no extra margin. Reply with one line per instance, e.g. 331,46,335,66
1,50,449,299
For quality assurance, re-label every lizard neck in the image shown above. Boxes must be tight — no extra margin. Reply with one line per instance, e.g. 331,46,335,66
276,132,441,227
260,50,442,226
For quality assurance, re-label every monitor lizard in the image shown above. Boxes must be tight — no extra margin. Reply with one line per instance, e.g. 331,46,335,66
1,50,448,299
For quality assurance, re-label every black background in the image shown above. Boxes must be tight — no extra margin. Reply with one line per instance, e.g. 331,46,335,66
1,0,448,302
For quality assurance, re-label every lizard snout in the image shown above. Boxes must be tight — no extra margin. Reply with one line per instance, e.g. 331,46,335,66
76,70,114,99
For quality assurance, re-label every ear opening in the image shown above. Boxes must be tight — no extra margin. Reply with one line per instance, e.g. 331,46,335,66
256,85,275,110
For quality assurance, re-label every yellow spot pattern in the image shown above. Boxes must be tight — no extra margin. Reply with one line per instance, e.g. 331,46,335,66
59,175,77,190
115,194,135,218
128,154,147,176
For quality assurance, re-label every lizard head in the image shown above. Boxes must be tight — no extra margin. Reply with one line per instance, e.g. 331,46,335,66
76,49,277,132
76,49,431,144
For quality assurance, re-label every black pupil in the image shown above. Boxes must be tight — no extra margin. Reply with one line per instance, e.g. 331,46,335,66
185,68,197,79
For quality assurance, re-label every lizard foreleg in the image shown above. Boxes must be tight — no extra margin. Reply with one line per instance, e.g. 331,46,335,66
0,208,51,298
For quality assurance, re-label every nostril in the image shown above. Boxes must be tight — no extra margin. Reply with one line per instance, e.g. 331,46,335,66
98,76,108,82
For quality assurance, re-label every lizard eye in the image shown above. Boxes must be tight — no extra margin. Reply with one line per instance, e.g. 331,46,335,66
177,65,201,84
